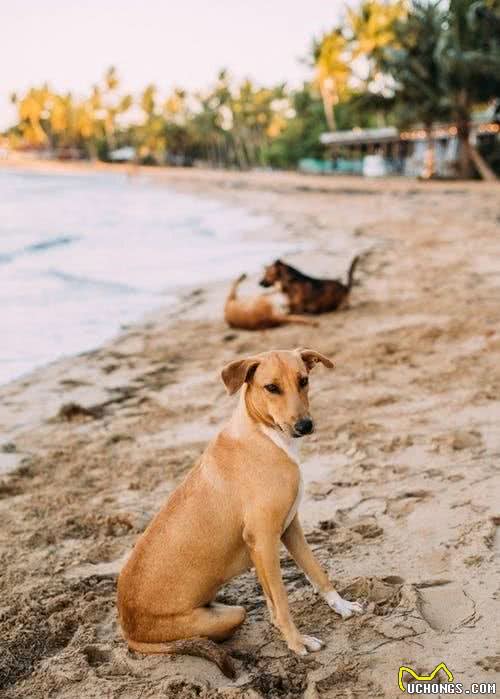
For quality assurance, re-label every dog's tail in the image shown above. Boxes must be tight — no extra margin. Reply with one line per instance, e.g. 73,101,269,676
346,255,360,291
126,637,236,678
278,313,319,327
227,273,247,302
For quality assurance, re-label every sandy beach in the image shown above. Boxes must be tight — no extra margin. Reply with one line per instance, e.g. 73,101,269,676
1,164,499,698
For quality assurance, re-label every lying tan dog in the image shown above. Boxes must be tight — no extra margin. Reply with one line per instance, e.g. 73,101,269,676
117,348,363,676
224,273,317,330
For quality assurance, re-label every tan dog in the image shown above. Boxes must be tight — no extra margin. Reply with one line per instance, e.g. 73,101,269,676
224,274,317,330
117,349,363,676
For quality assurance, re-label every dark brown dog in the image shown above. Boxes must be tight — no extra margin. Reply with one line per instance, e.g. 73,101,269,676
260,256,359,314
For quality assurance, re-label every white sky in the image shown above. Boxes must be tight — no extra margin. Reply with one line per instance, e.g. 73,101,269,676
1,0,345,129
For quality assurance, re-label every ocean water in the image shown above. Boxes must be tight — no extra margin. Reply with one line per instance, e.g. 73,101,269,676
0,169,285,385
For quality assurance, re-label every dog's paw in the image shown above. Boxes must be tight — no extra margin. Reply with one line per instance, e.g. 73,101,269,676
288,635,325,656
323,590,365,619
302,634,325,652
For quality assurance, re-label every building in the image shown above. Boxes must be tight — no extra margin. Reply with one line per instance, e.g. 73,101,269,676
316,112,499,178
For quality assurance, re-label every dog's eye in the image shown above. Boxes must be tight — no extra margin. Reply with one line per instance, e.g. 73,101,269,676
264,383,281,394
299,376,308,388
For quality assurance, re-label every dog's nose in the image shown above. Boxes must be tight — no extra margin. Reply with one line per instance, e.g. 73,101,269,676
294,418,314,436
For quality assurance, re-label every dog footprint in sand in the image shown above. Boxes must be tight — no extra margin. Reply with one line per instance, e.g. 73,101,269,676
83,645,112,667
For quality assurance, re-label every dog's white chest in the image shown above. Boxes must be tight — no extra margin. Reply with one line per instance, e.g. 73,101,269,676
261,425,300,464
260,425,303,532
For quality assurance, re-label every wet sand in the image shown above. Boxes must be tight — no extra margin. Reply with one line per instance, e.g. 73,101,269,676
1,164,499,698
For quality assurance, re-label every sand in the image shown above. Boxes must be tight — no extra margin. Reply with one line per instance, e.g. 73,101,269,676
1,163,499,698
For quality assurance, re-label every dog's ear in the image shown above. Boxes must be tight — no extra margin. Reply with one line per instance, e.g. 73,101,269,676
221,358,260,395
296,348,334,372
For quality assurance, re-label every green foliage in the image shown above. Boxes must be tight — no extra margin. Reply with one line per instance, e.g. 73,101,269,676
436,0,500,114
267,86,326,168
381,1,451,128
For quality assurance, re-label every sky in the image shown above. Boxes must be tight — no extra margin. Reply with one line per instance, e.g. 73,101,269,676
1,0,345,129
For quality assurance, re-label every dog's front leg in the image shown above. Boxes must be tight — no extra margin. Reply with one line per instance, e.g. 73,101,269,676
243,522,324,655
282,515,364,618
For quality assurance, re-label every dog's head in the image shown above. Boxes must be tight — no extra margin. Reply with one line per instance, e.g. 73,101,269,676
259,259,285,288
221,348,334,438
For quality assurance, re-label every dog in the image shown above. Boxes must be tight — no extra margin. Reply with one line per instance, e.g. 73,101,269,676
259,256,360,314
224,273,317,330
117,348,364,677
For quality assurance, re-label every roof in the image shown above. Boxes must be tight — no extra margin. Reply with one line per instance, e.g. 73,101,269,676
321,113,499,146
320,127,398,146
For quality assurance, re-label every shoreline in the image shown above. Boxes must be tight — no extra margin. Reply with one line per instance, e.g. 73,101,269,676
0,161,371,393
2,155,498,194
0,164,299,389
1,165,499,698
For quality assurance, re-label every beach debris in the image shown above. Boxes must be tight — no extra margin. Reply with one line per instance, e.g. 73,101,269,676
56,402,104,421
1,442,17,453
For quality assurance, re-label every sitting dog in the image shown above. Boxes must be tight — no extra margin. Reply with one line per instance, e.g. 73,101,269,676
260,256,360,314
117,348,364,677
224,273,317,330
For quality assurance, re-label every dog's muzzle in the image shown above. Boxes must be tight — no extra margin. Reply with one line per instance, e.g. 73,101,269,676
293,417,314,437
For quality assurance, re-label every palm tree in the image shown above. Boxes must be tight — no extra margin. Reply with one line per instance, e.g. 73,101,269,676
164,88,188,124
436,0,500,179
101,66,129,152
314,30,351,130
13,85,51,146
104,66,119,92
348,0,407,65
137,84,167,163
347,0,407,127
381,1,450,177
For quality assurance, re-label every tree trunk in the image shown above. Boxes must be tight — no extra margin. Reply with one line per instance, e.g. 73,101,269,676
455,90,473,179
456,121,497,181
320,83,336,131
234,136,248,170
467,142,497,181
457,123,473,179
